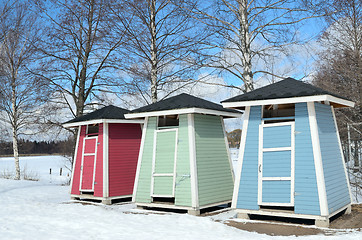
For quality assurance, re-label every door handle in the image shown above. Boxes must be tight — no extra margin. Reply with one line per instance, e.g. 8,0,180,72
259,164,262,173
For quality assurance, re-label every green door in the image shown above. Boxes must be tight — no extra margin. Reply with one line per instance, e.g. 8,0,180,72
151,129,178,197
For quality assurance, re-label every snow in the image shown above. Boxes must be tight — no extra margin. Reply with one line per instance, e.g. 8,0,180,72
0,155,361,239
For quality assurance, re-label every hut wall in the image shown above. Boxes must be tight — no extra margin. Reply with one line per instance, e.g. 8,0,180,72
108,123,142,197
135,117,157,203
174,114,192,207
194,114,233,206
71,125,87,195
235,106,261,210
294,103,320,215
315,103,351,213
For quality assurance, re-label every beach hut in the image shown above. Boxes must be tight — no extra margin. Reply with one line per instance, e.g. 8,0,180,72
63,105,143,204
222,78,354,227
125,93,242,215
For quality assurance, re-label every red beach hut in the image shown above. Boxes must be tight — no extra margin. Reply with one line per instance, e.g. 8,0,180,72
63,105,143,204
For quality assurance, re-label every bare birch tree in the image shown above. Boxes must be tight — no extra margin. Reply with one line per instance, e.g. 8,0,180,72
179,0,328,92
112,0,204,103
0,1,48,180
33,0,127,123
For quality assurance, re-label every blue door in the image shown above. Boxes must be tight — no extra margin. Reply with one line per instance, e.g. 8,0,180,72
258,122,295,206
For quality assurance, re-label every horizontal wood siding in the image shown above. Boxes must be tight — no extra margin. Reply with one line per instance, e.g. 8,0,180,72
236,106,261,210
315,103,351,213
262,180,291,203
71,126,86,195
135,117,157,203
108,123,142,197
194,114,233,206
94,123,103,197
153,177,173,195
175,114,192,207
153,130,176,196
263,151,291,177
294,103,320,215
263,125,291,148
154,131,176,174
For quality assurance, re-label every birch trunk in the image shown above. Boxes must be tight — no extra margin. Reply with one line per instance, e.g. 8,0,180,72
239,0,254,92
11,80,20,180
150,0,158,103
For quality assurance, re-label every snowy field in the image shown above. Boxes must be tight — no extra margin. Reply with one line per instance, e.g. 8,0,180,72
0,153,361,240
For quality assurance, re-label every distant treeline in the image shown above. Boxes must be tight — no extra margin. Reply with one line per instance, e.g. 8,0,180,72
0,139,74,156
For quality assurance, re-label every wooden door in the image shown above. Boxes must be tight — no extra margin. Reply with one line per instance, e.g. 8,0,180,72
258,122,295,206
151,129,178,197
80,136,98,191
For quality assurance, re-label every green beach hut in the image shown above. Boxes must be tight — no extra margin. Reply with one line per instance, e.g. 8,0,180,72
125,93,241,215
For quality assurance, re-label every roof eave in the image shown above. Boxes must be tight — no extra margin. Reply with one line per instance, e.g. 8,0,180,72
222,95,355,109
125,107,243,119
63,118,144,128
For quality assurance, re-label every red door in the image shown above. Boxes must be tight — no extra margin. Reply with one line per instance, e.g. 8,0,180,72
80,137,98,191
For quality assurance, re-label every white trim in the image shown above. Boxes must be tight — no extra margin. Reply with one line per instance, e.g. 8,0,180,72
79,136,98,192
258,121,295,206
150,123,158,197
103,122,109,198
70,126,81,194
291,122,295,206
83,153,96,156
263,147,292,152
125,107,242,119
232,107,250,209
151,194,174,198
331,107,353,203
308,102,329,216
63,119,144,128
262,121,295,128
153,173,174,177
262,177,292,181
188,114,199,208
132,117,148,202
258,124,263,205
151,128,178,197
221,116,234,181
222,95,354,109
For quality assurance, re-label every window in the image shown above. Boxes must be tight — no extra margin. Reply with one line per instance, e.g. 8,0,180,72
263,104,295,118
263,104,295,123
158,115,179,128
87,124,99,136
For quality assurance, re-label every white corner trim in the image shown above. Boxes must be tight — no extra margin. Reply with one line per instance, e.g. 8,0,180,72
221,116,234,182
188,114,199,208
70,126,81,194
231,106,250,209
132,117,149,202
150,124,158,197
222,95,354,109
63,119,144,128
125,107,242,119
257,124,263,206
103,122,109,198
331,107,353,203
307,102,329,216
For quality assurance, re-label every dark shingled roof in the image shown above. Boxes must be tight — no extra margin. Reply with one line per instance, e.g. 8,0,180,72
64,105,130,124
130,93,239,114
222,77,349,103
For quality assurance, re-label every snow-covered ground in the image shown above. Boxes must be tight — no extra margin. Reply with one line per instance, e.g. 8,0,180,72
0,154,361,240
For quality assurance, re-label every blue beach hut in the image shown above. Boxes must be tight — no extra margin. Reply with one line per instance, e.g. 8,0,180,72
222,78,354,227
